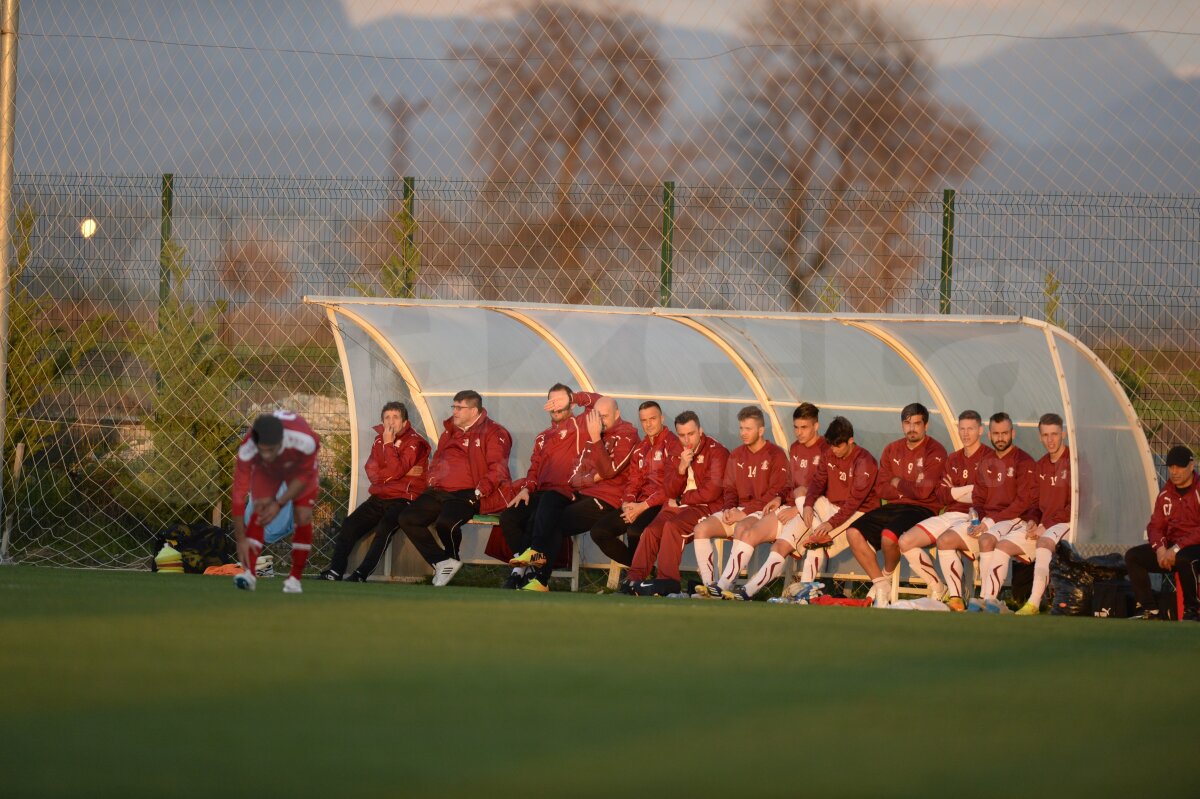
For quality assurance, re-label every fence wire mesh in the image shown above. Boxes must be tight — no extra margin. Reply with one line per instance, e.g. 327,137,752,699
5,0,1199,569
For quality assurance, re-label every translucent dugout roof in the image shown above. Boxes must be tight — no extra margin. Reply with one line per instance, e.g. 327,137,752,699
308,297,1157,553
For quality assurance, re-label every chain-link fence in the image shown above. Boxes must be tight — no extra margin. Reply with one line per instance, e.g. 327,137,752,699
3,173,1197,570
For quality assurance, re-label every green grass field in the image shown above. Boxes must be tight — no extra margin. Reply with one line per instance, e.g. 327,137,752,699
2,566,1198,798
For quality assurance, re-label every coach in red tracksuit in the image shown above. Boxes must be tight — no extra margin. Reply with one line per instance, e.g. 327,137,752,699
320,401,431,582
499,385,600,590
1126,445,1200,620
625,410,729,595
552,397,640,562
396,390,512,587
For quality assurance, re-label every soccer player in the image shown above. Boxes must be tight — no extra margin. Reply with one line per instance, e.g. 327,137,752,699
396,390,512,587
511,395,638,590
1124,445,1200,620
1009,413,1073,615
734,403,831,600
843,403,947,607
896,409,990,600
319,402,431,582
935,411,1037,612
625,410,729,596
691,405,789,599
605,401,682,573
796,416,881,583
231,410,321,594
501,384,600,592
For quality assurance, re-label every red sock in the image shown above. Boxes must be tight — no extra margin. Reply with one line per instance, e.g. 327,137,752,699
290,522,313,580
244,518,265,573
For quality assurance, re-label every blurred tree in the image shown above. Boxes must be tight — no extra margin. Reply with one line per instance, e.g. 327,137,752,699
455,1,669,217
739,0,987,310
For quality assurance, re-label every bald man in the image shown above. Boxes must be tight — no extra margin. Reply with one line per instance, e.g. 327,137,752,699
507,396,640,589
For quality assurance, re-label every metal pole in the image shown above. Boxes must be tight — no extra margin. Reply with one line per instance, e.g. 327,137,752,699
0,0,19,565
402,175,415,297
939,188,955,315
158,172,173,327
659,180,674,307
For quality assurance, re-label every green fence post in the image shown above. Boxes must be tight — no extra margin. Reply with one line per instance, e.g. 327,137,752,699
659,180,675,307
939,188,955,315
158,173,173,330
402,176,416,297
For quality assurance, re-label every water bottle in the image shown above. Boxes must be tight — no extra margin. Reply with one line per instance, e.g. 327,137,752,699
968,508,980,530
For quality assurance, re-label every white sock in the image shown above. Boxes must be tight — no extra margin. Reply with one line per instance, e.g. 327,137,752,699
981,551,1011,600
719,540,754,590
693,537,716,585
904,548,943,594
871,575,890,600
744,552,785,597
976,550,994,599
801,548,826,583
938,549,964,598
1029,548,1053,606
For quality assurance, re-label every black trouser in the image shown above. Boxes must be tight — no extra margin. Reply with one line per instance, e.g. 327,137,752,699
499,490,574,582
327,495,411,577
1124,542,1200,610
397,488,479,565
525,495,622,581
589,503,662,567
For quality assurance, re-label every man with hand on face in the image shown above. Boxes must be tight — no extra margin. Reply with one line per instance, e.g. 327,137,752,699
1125,445,1200,620
500,383,601,592
320,401,431,582
624,411,729,596
691,405,790,600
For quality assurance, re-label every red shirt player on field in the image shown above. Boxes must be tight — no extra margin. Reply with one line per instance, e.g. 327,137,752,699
624,410,729,596
1125,445,1200,620
231,410,321,594
693,405,790,599
843,402,947,607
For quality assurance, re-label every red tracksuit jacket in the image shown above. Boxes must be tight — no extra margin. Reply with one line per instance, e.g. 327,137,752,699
937,445,993,514
874,436,948,513
1025,448,1071,528
572,417,640,509
663,434,730,516
971,446,1037,523
622,428,684,507
426,409,512,501
521,392,600,498
365,422,431,501
721,440,791,513
1146,470,1200,549
806,444,880,530
788,436,831,504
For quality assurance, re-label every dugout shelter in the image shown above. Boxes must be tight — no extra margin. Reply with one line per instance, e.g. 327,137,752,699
305,297,1156,572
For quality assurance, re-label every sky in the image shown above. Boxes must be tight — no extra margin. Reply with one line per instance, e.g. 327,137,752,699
341,0,1200,75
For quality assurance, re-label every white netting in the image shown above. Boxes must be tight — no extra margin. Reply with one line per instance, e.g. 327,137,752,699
5,0,1198,568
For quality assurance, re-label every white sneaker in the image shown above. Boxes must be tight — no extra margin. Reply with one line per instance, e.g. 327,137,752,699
282,576,303,594
927,583,948,602
431,558,462,587
234,570,257,591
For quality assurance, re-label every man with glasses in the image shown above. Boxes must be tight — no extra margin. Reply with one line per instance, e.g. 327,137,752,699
396,390,512,587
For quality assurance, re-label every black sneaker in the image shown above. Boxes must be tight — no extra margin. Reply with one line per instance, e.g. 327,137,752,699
1183,608,1200,622
1131,606,1162,620
634,578,681,597
316,569,340,582
616,578,637,595
501,571,526,590
344,572,367,583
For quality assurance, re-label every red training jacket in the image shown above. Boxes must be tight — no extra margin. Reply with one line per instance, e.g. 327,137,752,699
1026,447,1071,528
721,440,791,514
806,444,881,531
426,409,512,501
971,446,1037,523
1146,471,1200,549
663,434,730,516
937,444,993,514
572,416,640,509
622,428,684,507
521,392,599,499
365,422,431,501
231,410,321,516
875,436,948,513
788,436,831,504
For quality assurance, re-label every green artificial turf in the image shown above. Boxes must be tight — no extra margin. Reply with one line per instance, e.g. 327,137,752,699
2,566,1198,798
